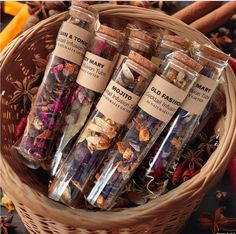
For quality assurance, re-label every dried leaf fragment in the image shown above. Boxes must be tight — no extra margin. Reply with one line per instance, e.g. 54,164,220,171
0,194,15,213
123,147,133,160
116,141,127,154
97,195,104,206
36,129,52,139
139,127,150,141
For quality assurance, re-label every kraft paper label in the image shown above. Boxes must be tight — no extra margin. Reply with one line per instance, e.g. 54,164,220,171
53,22,91,65
76,52,114,93
181,75,218,115
96,80,140,124
138,75,187,123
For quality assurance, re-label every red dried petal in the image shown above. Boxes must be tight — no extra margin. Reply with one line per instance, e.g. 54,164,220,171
171,163,186,185
14,116,28,141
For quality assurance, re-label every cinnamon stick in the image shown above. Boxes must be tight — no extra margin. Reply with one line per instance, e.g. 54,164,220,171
190,2,236,34
173,1,222,24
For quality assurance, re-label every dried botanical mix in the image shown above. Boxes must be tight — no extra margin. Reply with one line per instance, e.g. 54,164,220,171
43,25,124,175
86,51,202,210
135,45,229,195
15,2,98,166
48,51,157,207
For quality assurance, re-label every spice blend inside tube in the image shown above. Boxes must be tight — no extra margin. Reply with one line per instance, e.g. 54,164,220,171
48,51,157,207
15,2,98,166
136,45,229,195
86,51,203,210
46,25,124,175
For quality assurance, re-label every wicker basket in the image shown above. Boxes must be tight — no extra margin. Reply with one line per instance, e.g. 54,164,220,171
1,4,236,234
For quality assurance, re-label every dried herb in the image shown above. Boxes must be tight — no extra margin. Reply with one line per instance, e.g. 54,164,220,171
16,2,97,165
49,51,156,208
86,52,199,209
198,208,236,233
134,45,228,195
47,25,123,175
17,58,79,162
0,194,15,213
0,215,17,234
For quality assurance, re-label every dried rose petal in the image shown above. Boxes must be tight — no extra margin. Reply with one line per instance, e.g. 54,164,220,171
50,63,64,74
94,40,107,55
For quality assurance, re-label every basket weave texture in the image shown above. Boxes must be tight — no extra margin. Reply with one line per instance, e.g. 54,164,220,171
1,4,236,234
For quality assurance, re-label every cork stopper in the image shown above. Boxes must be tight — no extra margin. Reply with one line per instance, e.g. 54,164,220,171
98,25,124,41
128,50,157,73
71,1,98,16
163,35,191,48
200,44,229,62
129,30,156,46
172,51,203,72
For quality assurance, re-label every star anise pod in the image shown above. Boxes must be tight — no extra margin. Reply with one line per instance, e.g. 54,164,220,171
0,215,17,234
27,1,67,19
182,149,204,172
32,54,48,76
198,133,219,156
210,32,232,50
8,76,39,113
26,1,49,19
198,208,236,234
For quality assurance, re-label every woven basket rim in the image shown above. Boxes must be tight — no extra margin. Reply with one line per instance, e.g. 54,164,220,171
1,4,236,230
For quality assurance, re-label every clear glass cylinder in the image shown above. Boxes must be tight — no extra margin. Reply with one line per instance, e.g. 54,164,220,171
158,35,191,60
86,51,202,210
16,2,98,167
135,45,229,195
152,34,191,70
48,51,157,207
112,29,156,79
124,30,156,59
46,25,124,175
